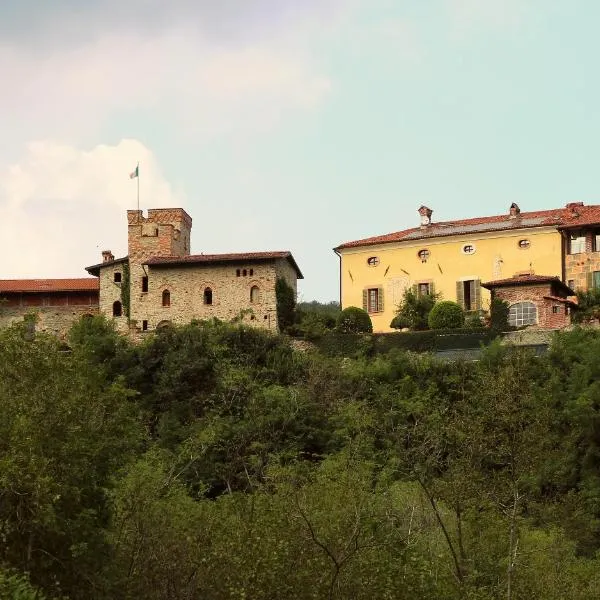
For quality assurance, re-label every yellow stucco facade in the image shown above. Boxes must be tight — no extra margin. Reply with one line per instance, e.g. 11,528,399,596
336,225,562,333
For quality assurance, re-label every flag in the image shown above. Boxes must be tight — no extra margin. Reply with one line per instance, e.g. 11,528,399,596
129,165,139,179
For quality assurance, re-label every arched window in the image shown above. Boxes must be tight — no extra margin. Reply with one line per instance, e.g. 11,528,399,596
508,301,537,327
250,285,260,303
112,300,122,317
204,287,213,305
162,290,170,307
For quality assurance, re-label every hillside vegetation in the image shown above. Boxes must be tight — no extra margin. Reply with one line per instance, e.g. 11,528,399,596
2,317,600,599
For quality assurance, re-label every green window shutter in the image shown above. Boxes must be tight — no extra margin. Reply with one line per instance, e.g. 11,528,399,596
362,289,368,311
473,279,482,310
456,281,465,309
587,271,594,290
429,281,435,296
378,288,384,312
412,284,418,296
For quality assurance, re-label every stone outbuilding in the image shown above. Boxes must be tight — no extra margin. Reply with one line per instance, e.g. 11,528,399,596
481,274,576,329
0,278,99,337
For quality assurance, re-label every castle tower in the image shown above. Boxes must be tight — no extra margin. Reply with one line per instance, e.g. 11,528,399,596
127,208,192,261
127,208,193,328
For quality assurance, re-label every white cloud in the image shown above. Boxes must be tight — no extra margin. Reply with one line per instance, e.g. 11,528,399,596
0,23,332,144
0,139,182,278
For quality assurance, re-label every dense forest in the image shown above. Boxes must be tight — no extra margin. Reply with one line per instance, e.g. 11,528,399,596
2,316,600,599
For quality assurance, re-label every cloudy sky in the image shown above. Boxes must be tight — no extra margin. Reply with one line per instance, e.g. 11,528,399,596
2,0,600,300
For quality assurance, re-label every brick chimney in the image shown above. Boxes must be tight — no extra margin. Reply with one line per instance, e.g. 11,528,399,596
102,250,114,263
418,205,433,227
509,203,520,218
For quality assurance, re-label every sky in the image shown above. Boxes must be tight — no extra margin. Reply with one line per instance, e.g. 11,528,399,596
2,0,600,301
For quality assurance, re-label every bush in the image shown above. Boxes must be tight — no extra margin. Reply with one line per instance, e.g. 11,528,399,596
336,307,373,334
490,297,510,331
428,301,464,329
391,289,437,330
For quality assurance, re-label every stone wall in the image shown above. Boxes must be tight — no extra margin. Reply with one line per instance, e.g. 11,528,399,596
492,284,570,329
98,261,130,333
0,305,99,339
129,259,286,332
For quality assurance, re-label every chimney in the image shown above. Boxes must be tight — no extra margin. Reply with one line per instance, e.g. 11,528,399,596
102,250,114,263
566,201,584,217
418,205,433,227
509,203,520,218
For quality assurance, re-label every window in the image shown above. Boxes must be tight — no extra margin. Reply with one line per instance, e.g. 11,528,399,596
249,269,254,276
363,287,384,314
594,230,600,252
508,301,537,327
462,244,476,255
142,276,148,293
552,306,561,314
569,232,586,254
250,285,260,303
203,287,213,305
162,290,170,307
568,279,575,290
417,282,431,296
417,249,430,262
594,271,600,289
456,280,481,311
243,269,247,276
114,272,122,283
367,256,380,267
142,320,148,331
236,269,241,277
112,300,122,317
518,239,530,249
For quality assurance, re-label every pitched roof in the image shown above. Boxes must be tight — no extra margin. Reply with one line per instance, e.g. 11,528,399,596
85,256,129,277
481,274,574,296
334,202,600,250
145,251,304,279
0,278,100,293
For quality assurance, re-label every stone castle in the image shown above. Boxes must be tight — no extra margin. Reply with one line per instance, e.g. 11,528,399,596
0,207,303,337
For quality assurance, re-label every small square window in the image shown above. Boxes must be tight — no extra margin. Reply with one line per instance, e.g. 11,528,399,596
552,306,560,314
569,232,586,254
568,279,575,290
142,320,148,330
114,272,122,283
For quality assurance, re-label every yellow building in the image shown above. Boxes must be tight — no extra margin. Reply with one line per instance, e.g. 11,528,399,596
334,202,600,333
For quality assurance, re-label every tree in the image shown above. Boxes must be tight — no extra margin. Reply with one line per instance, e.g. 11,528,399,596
276,278,296,332
336,307,372,334
428,301,464,329
490,297,510,331
391,288,437,330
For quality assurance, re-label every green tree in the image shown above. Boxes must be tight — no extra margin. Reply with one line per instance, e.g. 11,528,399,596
428,301,465,329
276,277,296,332
336,307,373,334
391,288,437,330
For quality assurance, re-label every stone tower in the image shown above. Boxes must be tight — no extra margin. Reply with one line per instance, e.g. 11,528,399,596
127,208,193,326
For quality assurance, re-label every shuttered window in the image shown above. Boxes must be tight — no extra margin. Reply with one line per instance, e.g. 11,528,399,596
363,287,384,314
456,279,481,311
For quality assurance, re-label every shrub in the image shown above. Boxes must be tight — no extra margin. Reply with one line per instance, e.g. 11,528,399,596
428,301,464,329
336,307,373,334
490,297,510,331
465,311,485,329
391,289,438,330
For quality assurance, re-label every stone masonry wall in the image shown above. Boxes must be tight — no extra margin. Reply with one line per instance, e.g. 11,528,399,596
564,230,600,291
131,260,281,332
98,261,130,333
274,259,299,298
492,284,570,329
0,305,99,339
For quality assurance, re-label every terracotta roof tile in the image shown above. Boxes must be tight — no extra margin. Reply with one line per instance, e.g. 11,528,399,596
145,251,304,279
481,274,574,296
335,202,600,250
0,278,100,293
